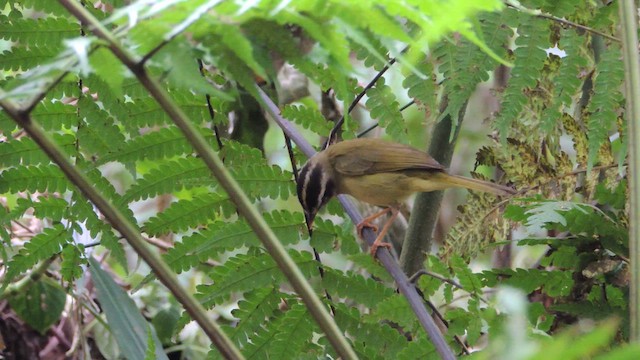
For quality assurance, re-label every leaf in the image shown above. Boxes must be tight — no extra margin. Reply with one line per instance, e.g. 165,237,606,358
89,257,168,360
8,278,66,334
196,250,317,307
365,77,406,142
5,225,69,285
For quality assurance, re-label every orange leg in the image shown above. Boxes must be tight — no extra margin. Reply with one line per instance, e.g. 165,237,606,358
355,207,400,257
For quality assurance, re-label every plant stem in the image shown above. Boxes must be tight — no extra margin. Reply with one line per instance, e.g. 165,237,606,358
618,0,640,341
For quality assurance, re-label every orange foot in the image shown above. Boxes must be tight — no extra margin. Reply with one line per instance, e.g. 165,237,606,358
369,237,392,256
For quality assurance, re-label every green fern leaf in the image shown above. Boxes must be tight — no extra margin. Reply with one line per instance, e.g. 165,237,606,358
0,17,77,47
310,217,359,254
434,11,512,127
240,302,287,360
0,133,75,167
586,45,624,169
120,158,211,204
402,60,436,111
366,294,416,331
229,286,283,346
122,158,293,204
322,268,395,309
350,31,389,72
281,105,333,138
163,211,304,273
0,164,70,194
9,197,69,223
96,126,215,165
197,250,317,307
268,303,320,358
13,0,68,15
0,45,59,72
77,97,126,158
333,303,407,359
142,193,234,236
32,101,78,130
124,92,209,129
494,14,549,139
366,77,406,143
396,335,436,360
482,268,574,297
60,244,86,282
5,224,69,284
234,164,294,199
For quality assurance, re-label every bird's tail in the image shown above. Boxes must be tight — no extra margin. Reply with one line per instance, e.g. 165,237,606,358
438,173,515,196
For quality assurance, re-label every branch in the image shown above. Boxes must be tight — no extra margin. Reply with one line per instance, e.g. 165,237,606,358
505,1,620,42
57,1,356,358
399,97,465,277
618,0,640,341
256,86,456,360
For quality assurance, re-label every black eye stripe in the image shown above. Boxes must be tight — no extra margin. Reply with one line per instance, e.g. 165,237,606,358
305,164,324,212
322,175,335,207
297,163,310,208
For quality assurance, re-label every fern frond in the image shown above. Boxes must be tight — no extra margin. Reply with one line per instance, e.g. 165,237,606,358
124,92,209,129
586,45,624,169
434,11,512,127
77,97,126,158
5,224,69,284
0,17,78,47
96,126,215,165
310,217,359,254
444,181,511,259
267,303,318,359
366,294,416,332
229,286,283,346
142,193,233,236
32,101,78,130
9,197,69,223
233,165,294,199
12,0,69,15
402,60,436,112
120,157,210,204
539,28,591,132
0,164,70,194
322,268,394,309
494,14,549,139
122,156,292,204
366,77,406,143
197,250,317,307
0,45,59,72
396,336,436,360
281,105,333,138
333,303,407,359
0,133,75,167
60,243,86,282
163,211,304,273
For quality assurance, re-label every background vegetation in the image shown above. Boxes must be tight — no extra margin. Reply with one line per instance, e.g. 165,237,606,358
0,0,638,359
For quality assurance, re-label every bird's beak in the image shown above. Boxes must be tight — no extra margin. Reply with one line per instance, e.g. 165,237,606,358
304,212,314,237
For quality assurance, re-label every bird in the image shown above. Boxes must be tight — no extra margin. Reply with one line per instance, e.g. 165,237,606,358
296,138,515,256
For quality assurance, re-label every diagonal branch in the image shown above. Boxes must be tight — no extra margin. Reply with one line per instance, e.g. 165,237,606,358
256,86,456,360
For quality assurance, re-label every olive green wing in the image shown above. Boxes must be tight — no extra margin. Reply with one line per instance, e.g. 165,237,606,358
329,138,445,176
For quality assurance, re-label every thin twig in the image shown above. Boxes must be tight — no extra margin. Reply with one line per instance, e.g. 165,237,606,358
326,50,407,148
357,99,415,138
505,1,620,42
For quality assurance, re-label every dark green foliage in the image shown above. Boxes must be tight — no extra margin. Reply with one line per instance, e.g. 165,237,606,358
0,0,630,358
366,77,406,142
